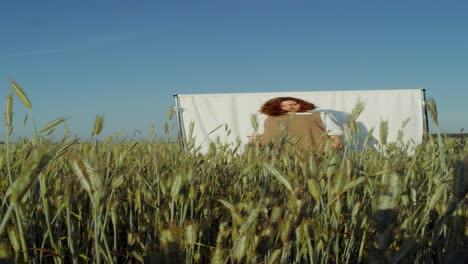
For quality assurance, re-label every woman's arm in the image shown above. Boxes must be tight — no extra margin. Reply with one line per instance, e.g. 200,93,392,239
320,112,344,150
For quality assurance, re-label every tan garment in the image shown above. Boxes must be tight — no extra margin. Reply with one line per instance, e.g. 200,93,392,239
261,113,331,151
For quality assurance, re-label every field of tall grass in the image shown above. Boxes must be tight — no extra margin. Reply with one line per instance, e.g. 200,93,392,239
1,81,467,263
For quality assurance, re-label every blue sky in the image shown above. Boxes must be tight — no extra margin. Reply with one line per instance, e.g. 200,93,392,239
1,0,467,140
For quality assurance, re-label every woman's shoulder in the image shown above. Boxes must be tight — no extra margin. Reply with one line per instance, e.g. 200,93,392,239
309,110,336,118
287,112,322,122
296,111,322,118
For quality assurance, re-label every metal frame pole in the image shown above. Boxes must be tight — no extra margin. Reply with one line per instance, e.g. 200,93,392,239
421,88,430,140
173,94,186,150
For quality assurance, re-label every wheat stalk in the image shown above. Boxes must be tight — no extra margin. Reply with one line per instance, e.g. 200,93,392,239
91,114,104,137
10,80,32,109
38,116,69,134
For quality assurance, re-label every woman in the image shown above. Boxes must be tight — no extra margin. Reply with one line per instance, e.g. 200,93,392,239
259,96,343,151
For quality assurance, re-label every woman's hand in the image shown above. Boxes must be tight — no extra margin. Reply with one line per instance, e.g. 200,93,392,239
247,135,261,145
329,135,344,151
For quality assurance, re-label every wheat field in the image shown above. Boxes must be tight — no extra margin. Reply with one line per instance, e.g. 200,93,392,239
0,81,467,263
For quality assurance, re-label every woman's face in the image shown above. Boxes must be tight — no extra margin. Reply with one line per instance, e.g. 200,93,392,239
280,100,301,113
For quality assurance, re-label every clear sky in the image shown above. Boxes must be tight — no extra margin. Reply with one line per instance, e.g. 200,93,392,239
1,0,467,140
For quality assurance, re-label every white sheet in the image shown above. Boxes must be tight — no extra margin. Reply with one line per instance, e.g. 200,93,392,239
175,89,426,153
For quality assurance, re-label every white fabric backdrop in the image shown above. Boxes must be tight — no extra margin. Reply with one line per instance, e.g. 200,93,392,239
175,89,426,153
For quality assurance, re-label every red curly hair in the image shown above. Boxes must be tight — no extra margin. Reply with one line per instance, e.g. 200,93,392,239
259,97,317,116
